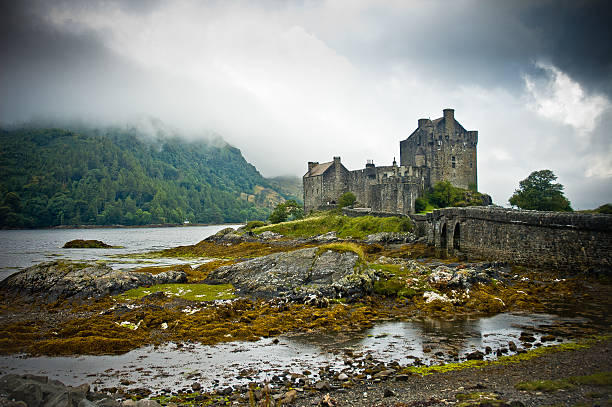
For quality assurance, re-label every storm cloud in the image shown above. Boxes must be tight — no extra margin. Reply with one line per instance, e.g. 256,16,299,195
1,0,610,209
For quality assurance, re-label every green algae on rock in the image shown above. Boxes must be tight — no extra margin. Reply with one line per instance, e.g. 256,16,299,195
118,283,236,302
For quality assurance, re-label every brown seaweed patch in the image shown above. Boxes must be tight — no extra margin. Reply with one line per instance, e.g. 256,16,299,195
8,296,386,356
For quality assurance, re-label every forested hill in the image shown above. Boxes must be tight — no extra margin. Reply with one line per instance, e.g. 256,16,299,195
0,127,302,228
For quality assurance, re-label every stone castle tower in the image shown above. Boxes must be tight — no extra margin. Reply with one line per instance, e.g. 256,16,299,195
400,108,477,190
303,109,478,214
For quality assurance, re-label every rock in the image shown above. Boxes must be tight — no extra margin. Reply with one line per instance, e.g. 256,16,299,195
383,388,396,397
313,232,338,242
191,382,201,391
372,369,396,379
364,232,415,244
427,264,495,289
485,346,492,354
422,291,452,303
541,335,556,342
205,247,376,301
395,374,411,382
134,401,162,407
258,231,283,240
218,387,233,396
337,373,349,381
519,332,536,343
63,239,114,248
281,389,298,404
9,382,43,407
314,381,333,391
508,341,517,352
466,350,484,360
0,261,187,302
0,374,113,407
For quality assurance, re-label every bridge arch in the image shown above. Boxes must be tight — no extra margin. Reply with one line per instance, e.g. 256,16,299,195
453,222,461,251
440,223,447,249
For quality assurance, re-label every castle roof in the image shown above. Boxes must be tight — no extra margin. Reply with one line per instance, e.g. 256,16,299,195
306,161,333,177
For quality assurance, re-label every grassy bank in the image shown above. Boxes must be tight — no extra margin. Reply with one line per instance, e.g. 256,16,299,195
252,212,413,239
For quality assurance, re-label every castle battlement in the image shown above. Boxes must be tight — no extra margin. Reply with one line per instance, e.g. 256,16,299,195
303,109,477,214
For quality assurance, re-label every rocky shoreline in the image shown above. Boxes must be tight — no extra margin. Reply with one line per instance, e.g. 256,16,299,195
0,226,610,406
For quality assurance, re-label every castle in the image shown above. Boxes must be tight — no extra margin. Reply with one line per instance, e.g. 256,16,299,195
303,109,478,215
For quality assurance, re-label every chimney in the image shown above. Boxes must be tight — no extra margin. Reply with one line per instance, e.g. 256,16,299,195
308,161,318,172
418,118,429,128
443,108,454,121
333,156,341,165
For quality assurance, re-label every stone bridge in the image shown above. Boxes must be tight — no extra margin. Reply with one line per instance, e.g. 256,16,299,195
410,207,612,271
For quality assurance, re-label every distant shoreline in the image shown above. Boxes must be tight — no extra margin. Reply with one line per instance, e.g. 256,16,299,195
0,223,245,231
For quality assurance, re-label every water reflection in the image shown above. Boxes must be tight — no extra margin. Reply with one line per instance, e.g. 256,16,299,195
0,313,573,394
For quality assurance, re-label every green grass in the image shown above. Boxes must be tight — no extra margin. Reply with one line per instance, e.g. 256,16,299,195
253,212,413,239
416,203,436,214
401,337,608,377
515,371,612,392
316,242,366,260
117,283,236,301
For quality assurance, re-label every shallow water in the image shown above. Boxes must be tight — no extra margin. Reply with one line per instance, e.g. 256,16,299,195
0,225,241,281
0,313,582,394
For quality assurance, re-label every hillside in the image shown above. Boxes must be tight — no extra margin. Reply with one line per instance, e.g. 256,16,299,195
0,126,302,227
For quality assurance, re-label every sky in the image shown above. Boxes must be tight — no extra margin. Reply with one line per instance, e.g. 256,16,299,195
1,0,611,209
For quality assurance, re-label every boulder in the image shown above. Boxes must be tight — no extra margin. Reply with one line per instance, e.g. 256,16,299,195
0,261,187,303
364,232,416,244
258,231,283,240
205,247,376,301
427,263,503,289
0,374,117,407
204,227,246,244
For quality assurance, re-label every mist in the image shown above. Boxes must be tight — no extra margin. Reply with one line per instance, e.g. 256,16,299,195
1,0,611,209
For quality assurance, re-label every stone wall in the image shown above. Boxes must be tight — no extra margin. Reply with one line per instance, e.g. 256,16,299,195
303,158,350,213
424,207,612,271
342,208,408,218
399,109,477,190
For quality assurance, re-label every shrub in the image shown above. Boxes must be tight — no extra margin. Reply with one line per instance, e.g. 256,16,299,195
414,197,427,213
338,192,357,208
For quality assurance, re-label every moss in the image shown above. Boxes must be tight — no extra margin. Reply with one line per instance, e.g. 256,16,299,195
63,239,116,248
401,337,604,377
455,391,505,406
316,242,366,260
516,371,612,392
370,263,432,298
118,283,236,302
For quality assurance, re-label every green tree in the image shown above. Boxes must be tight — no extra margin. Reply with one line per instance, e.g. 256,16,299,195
428,181,462,208
268,200,304,224
338,191,356,208
414,197,427,213
509,170,572,211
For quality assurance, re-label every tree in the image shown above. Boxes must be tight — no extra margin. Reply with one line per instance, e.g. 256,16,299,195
414,197,427,213
268,200,304,224
428,181,462,208
338,191,356,208
509,170,572,211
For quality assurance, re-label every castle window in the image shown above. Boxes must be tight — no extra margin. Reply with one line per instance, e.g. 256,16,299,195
470,162,473,168
451,156,456,168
